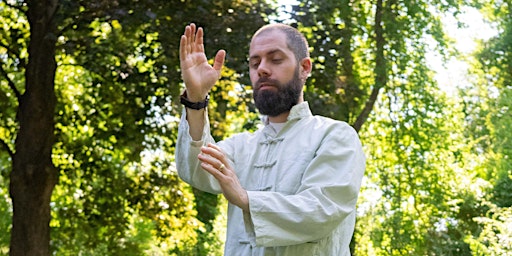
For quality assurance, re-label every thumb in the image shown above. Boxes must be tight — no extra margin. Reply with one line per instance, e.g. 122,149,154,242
213,50,226,73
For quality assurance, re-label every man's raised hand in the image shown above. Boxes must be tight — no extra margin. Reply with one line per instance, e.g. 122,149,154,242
179,23,226,102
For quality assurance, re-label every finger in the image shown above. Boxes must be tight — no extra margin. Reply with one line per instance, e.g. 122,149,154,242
199,144,228,168
213,50,226,72
190,23,196,43
194,27,205,54
196,27,204,46
184,24,191,42
183,25,192,55
203,143,225,159
207,143,224,153
200,161,224,178
198,153,216,167
198,153,225,174
207,143,223,152
179,35,187,61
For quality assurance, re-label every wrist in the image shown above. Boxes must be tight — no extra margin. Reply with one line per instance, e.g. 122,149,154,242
182,89,207,102
240,191,249,212
180,91,209,110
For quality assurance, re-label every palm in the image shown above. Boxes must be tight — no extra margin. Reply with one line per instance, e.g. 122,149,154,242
179,24,225,100
181,50,217,92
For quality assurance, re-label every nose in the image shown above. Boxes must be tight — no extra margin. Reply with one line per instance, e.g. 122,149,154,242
257,61,270,77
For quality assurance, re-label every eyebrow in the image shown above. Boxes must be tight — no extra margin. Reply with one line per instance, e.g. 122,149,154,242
249,49,285,60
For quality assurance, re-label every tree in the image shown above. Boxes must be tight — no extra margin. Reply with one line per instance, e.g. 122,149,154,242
3,0,59,254
1,0,274,254
289,0,476,253
291,0,458,130
6,0,509,254
462,0,512,253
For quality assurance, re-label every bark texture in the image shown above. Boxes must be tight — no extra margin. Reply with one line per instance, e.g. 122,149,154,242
9,0,59,255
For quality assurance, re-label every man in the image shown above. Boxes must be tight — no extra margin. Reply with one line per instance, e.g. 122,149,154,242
176,23,365,255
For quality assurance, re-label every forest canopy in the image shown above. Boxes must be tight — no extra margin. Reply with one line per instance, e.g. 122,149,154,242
0,0,510,255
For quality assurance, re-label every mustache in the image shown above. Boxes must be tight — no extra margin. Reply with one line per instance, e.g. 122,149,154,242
256,77,280,88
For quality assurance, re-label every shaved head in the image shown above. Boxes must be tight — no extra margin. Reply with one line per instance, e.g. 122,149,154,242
252,24,309,63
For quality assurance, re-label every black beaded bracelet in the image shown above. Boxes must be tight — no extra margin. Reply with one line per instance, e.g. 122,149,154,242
180,91,209,110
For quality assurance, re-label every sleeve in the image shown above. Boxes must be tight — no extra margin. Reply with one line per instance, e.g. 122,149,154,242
175,108,221,194
247,123,366,247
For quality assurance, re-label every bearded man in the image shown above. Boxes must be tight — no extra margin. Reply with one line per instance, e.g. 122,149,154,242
175,23,366,256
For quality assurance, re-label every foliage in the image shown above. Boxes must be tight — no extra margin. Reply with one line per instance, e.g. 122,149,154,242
356,74,476,255
1,0,511,254
289,0,483,254
291,0,367,123
0,0,29,252
290,0,456,126
0,0,273,254
49,0,270,253
465,204,512,255
0,178,10,254
460,0,512,254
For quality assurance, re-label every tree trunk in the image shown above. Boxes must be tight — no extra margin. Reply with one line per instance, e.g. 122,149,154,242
353,0,387,132
339,1,357,125
9,0,59,255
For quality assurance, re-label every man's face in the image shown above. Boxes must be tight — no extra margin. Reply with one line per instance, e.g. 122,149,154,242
249,30,303,117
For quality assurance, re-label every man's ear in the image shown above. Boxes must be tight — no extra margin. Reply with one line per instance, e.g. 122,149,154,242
299,57,312,80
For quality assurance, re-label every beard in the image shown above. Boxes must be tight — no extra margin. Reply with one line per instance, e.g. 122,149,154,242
253,67,303,117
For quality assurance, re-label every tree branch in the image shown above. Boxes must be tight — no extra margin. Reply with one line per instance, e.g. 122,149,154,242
0,138,14,159
353,85,383,132
0,63,22,102
353,0,387,132
0,41,25,68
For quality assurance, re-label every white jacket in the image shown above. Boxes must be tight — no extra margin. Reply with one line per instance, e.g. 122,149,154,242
176,102,366,256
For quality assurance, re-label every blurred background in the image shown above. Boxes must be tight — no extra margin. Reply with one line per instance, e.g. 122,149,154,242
0,0,510,255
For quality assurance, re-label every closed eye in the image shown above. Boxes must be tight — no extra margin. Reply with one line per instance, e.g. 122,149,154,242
250,61,260,69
